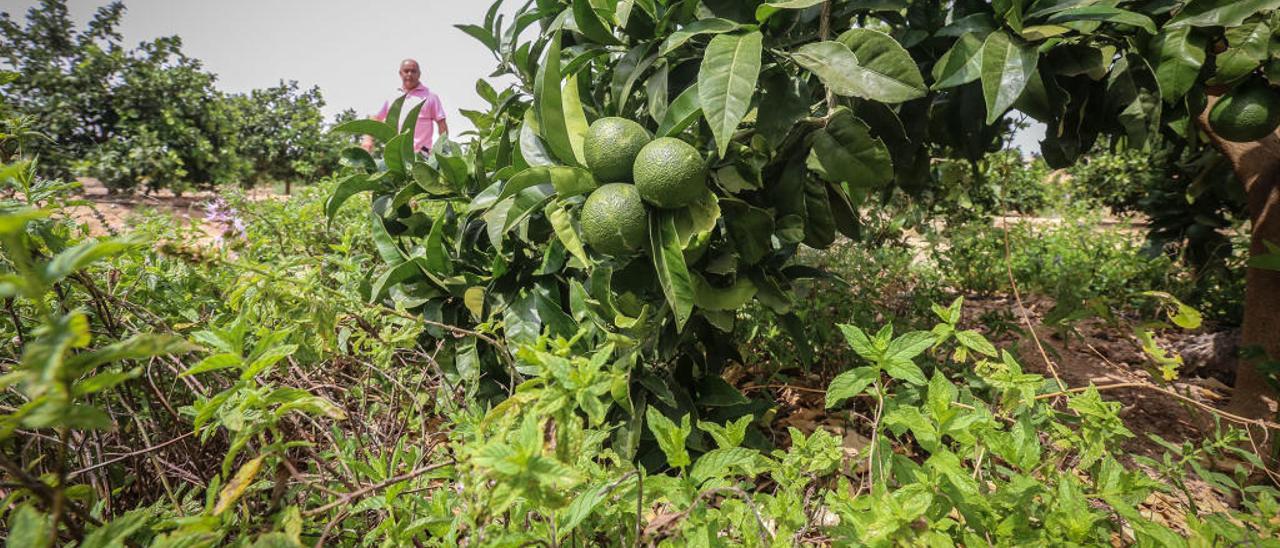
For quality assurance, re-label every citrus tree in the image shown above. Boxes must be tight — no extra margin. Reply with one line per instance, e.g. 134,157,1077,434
331,0,1280,448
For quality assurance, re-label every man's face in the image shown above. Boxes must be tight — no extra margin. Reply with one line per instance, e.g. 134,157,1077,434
399,62,421,89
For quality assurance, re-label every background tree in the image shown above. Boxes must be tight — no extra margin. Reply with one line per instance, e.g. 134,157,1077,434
0,0,346,194
229,81,345,194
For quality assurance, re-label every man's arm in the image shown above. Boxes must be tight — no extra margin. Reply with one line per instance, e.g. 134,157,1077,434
437,118,449,139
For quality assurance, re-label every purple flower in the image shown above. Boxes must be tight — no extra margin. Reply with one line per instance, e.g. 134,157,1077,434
204,196,247,245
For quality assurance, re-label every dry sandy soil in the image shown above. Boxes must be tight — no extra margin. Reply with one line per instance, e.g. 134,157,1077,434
61,178,281,242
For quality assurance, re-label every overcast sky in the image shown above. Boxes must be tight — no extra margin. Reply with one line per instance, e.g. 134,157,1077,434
0,0,1043,151
0,0,517,136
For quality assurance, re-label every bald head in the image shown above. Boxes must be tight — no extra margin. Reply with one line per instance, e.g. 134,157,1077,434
398,59,422,91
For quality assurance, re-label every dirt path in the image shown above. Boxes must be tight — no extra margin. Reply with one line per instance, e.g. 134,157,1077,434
61,178,282,242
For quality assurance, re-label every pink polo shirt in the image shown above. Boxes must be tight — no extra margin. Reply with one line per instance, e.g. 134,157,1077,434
376,84,445,152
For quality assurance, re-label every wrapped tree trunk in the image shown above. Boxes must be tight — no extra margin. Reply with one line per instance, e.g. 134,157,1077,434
1198,95,1280,438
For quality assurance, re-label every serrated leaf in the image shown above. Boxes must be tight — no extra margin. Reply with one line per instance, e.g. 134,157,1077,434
690,447,757,484
838,324,878,360
826,366,878,408
646,407,691,469
955,330,997,356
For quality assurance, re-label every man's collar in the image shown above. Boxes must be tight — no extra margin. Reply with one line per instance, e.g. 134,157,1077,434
401,82,428,94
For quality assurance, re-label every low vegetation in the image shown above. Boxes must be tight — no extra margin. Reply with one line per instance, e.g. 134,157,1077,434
2,0,1279,546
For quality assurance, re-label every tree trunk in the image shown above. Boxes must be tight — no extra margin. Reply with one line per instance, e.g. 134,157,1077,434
1198,95,1280,439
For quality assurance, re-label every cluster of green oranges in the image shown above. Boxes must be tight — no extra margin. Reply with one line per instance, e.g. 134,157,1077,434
578,118,708,257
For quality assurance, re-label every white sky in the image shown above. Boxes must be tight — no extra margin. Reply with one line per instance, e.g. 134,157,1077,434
0,0,517,136
0,0,1043,151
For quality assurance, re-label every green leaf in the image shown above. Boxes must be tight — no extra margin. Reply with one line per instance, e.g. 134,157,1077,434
71,368,140,397
1167,0,1280,28
562,74,591,164
955,330,997,356
547,202,590,267
657,84,702,137
838,324,878,360
811,109,893,188
698,415,753,449
339,146,377,172
1149,27,1207,102
331,119,396,143
884,331,935,363
1045,6,1156,34
926,373,957,421
549,166,599,197
326,174,381,224
1141,291,1203,330
369,209,405,264
802,176,836,248
572,0,621,45
424,214,452,275
722,201,774,264
42,239,136,286
65,335,193,377
690,447,757,484
980,30,1039,124
80,509,152,548
660,18,739,56
241,344,298,380
826,366,878,408
557,481,614,540
649,211,695,331
180,353,242,377
6,505,52,548
610,45,658,115
799,39,926,103
691,273,757,311
699,376,750,406
809,28,926,102
369,260,425,302
384,95,406,134
1213,21,1270,84
756,0,825,23
1249,240,1280,271
645,407,691,469
456,24,498,51
520,109,556,167
932,33,984,89
383,133,407,176
535,32,580,165
699,31,763,158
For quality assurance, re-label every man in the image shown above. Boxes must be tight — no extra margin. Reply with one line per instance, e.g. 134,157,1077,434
362,59,448,154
